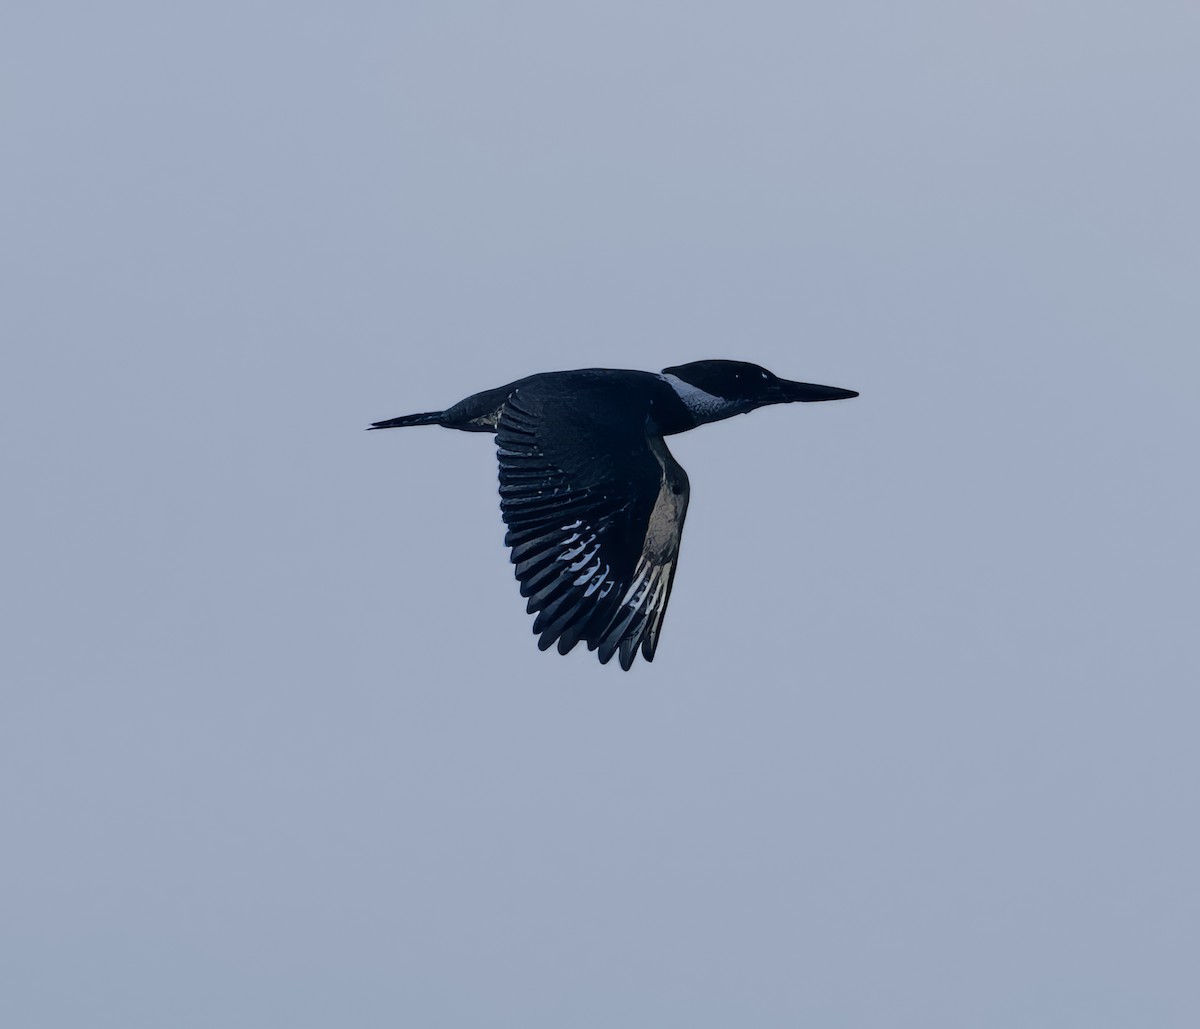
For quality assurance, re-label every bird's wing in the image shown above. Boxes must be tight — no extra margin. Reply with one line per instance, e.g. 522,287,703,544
496,382,690,669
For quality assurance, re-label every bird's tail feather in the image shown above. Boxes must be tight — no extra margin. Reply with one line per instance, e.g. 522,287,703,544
367,411,445,430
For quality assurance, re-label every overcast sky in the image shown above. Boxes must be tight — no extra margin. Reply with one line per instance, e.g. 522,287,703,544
3,2,1199,1026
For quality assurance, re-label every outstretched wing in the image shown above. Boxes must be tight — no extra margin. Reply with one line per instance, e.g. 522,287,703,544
496,380,690,670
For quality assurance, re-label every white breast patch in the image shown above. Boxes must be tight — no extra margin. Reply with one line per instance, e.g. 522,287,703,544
662,373,743,421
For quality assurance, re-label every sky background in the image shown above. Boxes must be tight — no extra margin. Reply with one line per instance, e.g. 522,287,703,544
3,1,1198,1025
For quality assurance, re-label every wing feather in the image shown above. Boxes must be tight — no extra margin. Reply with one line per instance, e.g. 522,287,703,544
495,383,690,668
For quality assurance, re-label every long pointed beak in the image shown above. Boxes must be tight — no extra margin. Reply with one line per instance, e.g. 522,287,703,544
775,380,859,402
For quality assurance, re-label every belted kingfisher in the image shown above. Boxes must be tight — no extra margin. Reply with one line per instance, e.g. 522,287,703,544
370,360,858,670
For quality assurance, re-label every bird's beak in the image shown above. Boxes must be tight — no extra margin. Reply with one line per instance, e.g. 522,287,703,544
774,379,859,403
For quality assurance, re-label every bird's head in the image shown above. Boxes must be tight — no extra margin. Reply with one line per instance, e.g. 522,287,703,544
661,360,858,426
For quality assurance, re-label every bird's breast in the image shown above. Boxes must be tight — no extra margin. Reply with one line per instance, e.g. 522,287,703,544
642,437,690,562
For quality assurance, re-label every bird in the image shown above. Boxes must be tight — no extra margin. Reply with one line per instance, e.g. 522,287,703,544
369,360,858,670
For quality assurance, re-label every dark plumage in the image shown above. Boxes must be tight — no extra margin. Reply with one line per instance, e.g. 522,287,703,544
370,360,858,669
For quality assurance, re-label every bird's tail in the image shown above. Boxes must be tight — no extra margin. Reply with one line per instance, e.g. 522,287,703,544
366,411,445,430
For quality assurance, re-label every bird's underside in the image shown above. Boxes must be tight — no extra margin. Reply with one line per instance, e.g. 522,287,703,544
495,379,689,670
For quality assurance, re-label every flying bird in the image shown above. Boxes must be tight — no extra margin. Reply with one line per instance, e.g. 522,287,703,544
369,360,858,669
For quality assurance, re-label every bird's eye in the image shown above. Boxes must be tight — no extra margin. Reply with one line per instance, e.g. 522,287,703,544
761,371,768,379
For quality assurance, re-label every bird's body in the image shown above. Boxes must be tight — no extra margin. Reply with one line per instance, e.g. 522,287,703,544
370,360,857,669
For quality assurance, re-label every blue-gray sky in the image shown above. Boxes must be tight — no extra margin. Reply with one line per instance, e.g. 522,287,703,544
3,2,1198,1025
